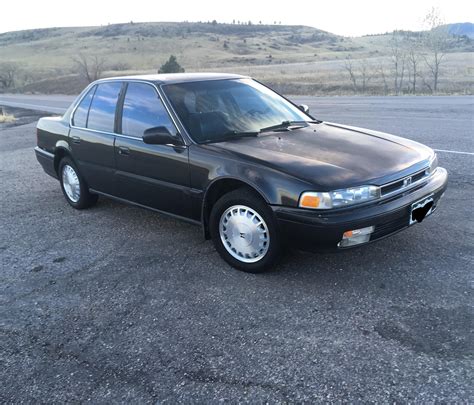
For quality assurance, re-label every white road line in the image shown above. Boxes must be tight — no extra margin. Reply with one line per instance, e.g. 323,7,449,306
434,149,474,156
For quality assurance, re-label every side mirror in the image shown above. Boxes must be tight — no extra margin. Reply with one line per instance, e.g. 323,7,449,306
298,104,310,114
142,126,182,145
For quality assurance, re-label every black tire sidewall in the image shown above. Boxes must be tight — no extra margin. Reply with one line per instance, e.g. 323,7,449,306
209,189,281,273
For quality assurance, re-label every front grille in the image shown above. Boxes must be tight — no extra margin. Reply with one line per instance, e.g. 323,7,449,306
412,170,427,183
381,179,404,195
380,168,429,197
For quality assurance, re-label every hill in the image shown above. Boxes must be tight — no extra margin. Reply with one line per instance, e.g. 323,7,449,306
0,22,347,71
446,23,474,39
0,22,472,95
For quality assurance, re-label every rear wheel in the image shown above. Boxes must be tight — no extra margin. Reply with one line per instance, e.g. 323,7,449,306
210,188,281,272
59,157,98,209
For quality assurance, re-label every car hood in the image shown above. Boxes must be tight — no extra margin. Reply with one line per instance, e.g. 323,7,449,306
202,122,434,189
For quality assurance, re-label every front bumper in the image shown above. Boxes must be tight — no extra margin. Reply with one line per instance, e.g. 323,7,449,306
272,167,448,252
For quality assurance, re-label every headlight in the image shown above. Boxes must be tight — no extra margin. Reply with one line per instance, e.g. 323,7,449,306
299,185,380,209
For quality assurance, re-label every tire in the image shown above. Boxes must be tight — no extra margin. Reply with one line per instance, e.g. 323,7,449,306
209,188,281,273
58,157,98,209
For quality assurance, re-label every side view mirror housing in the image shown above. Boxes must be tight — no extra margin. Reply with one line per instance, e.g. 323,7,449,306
142,126,182,145
298,104,310,114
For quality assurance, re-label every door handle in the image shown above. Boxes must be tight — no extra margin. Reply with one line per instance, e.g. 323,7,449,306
71,136,81,144
118,146,130,156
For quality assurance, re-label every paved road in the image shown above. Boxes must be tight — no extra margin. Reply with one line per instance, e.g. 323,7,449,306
0,97,473,402
0,94,74,114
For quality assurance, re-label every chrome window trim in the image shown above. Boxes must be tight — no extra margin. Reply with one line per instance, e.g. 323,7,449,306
70,82,96,128
69,125,141,141
70,84,97,128
69,79,185,145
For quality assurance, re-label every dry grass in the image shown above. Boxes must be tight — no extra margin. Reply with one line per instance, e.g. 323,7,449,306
0,111,16,123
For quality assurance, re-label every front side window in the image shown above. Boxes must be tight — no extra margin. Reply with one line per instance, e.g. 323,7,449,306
121,83,176,137
72,85,96,127
163,78,311,143
87,82,122,133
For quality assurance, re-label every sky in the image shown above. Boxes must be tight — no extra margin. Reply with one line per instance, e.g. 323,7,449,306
1,0,473,36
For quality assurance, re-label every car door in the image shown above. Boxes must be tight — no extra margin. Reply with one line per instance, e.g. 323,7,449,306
69,81,123,195
114,81,191,218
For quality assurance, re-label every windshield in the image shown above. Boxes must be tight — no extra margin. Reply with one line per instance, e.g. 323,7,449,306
162,78,312,143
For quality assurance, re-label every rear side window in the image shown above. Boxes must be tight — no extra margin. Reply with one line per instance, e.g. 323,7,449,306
72,86,96,127
121,82,176,137
87,82,122,133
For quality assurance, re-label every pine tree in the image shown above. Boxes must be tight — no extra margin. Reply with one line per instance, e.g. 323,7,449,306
158,55,185,74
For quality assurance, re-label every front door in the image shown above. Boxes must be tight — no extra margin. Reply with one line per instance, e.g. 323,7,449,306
114,82,191,218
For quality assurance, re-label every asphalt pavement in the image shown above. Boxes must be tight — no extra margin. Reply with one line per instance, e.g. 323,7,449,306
0,96,473,403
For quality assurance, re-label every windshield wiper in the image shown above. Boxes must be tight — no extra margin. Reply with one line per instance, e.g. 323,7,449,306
201,119,321,143
260,120,319,133
200,131,260,144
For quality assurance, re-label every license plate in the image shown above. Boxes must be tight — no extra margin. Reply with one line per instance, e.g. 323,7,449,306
410,194,434,225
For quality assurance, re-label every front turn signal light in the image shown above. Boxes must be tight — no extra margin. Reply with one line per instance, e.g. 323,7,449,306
299,191,333,209
300,194,320,208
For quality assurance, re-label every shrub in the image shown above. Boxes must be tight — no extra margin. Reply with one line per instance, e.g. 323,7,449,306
158,55,185,73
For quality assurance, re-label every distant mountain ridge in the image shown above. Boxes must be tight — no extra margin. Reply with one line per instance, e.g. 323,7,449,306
446,22,474,39
0,22,340,45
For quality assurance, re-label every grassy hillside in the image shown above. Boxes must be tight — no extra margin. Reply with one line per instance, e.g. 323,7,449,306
0,23,348,71
0,22,472,95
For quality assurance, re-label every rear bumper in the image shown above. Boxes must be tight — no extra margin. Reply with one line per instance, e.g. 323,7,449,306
272,167,448,252
35,147,57,179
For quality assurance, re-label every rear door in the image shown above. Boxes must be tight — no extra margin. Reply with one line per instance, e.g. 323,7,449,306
114,82,191,218
70,81,123,195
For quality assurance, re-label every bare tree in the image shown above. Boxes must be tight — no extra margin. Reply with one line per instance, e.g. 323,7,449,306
72,53,106,83
422,7,450,93
343,58,358,92
359,59,373,93
376,63,390,95
390,33,406,95
406,35,422,94
343,58,373,94
0,62,20,89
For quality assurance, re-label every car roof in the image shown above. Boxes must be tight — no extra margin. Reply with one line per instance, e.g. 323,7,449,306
95,72,249,85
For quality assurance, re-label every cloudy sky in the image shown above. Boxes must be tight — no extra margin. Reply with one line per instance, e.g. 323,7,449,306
1,0,472,36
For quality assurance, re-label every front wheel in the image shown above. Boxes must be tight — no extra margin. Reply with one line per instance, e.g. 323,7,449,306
209,188,281,272
59,157,98,209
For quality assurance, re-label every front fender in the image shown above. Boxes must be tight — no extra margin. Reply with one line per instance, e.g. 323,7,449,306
190,145,312,207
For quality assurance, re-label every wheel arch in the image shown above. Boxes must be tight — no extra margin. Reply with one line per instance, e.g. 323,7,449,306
53,141,74,175
201,177,270,239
